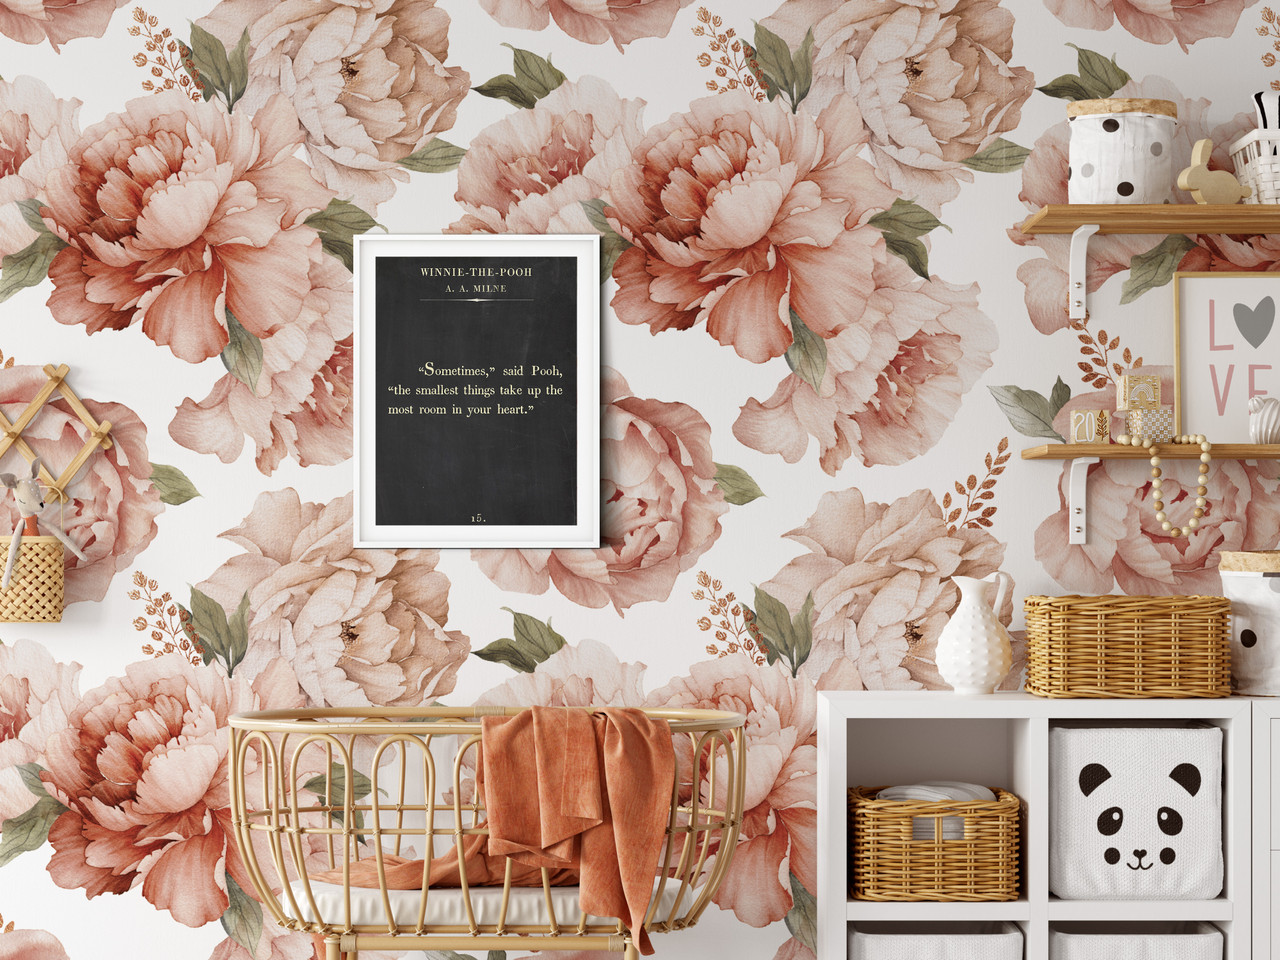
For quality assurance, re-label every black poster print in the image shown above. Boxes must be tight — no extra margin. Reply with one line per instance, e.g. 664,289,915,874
373,255,578,528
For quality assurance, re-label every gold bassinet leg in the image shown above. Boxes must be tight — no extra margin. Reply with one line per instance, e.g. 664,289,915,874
623,941,639,960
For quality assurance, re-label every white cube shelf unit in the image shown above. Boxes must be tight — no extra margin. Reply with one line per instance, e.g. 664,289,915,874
818,692,1255,960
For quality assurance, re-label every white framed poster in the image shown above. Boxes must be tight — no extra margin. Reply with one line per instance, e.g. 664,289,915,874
354,234,600,548
1174,271,1279,443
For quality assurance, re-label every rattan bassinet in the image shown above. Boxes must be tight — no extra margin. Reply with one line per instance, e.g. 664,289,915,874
228,706,746,960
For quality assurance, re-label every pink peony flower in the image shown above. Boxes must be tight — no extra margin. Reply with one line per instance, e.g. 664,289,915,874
0,366,163,604
761,487,1010,690
0,0,126,49
734,257,996,472
762,0,1034,210
645,655,816,928
196,0,469,213
0,76,81,260
475,639,648,708
199,489,469,708
0,639,80,823
1045,0,1253,50
168,251,353,475
39,91,333,365
448,76,645,235
0,928,70,960
606,91,897,364
1036,378,1280,595
1013,77,1254,334
480,0,694,48
38,655,300,927
473,368,727,613
207,927,316,960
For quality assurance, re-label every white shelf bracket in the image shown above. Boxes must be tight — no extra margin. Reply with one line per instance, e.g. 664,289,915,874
1068,223,1100,320
1068,456,1100,544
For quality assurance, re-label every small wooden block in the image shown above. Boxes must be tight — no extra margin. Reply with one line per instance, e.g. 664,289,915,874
1126,407,1174,441
1070,409,1111,443
1116,374,1160,411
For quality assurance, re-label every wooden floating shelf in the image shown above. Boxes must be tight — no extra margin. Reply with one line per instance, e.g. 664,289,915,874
1019,203,1280,235
1022,443,1280,460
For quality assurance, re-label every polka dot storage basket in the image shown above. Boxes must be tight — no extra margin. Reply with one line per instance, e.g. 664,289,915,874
1067,98,1178,203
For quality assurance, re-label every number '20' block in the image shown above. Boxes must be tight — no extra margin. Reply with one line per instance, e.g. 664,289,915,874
1069,409,1111,443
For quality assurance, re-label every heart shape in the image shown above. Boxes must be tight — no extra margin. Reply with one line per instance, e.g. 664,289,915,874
1234,296,1275,349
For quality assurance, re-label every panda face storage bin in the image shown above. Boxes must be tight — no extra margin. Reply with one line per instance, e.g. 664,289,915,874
1219,550,1280,694
1067,98,1178,204
1049,725,1222,900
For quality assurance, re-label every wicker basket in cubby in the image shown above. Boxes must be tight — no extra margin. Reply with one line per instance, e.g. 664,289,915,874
848,786,1021,902
1023,594,1230,699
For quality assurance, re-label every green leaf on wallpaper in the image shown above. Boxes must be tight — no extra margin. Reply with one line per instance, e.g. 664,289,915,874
988,384,1067,442
302,764,376,838
473,607,566,673
751,23,813,112
745,588,813,678
149,463,201,505
961,138,1031,173
1037,44,1130,101
220,309,263,395
0,230,66,305
399,137,468,173
179,587,249,676
1049,375,1072,417
16,762,52,800
714,463,765,505
507,44,566,98
869,199,948,280
783,872,817,953
0,795,66,868
487,951,507,960
785,310,827,394
1120,234,1194,304
305,198,382,272
220,874,263,955
187,24,250,111
16,198,47,233
475,45,565,109
424,952,480,960
580,199,633,282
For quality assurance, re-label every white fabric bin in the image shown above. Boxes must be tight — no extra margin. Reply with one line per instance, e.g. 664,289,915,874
1049,724,1222,900
1050,922,1222,960
849,922,1023,960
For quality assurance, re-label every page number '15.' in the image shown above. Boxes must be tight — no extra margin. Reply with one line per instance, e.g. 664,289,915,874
471,514,484,523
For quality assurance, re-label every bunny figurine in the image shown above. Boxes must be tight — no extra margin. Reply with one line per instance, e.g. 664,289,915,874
1178,138,1252,205
1,458,87,590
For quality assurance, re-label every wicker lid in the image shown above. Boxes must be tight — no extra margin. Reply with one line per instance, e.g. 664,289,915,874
1219,550,1280,573
1066,98,1177,119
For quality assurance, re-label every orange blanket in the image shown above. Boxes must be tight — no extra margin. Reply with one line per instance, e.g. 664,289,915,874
311,707,674,955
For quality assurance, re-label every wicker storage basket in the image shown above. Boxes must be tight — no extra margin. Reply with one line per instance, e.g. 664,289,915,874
1228,128,1280,204
1024,594,1230,698
848,786,1021,902
0,535,63,622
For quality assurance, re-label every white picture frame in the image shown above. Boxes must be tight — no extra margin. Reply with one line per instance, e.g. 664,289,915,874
354,234,600,548
1174,271,1280,443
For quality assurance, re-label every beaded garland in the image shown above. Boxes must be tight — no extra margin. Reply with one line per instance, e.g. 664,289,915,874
1116,431,1212,538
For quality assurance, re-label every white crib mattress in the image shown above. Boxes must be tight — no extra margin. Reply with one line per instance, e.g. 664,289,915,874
284,877,702,928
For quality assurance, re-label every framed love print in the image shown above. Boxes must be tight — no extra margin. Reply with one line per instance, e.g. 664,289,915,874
354,234,600,548
1174,271,1279,442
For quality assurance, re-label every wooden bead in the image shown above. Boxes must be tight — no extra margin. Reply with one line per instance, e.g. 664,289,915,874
1188,518,1200,530
1171,526,1184,537
1155,511,1167,522
1197,485,1208,496
1200,452,1212,463
1151,467,1162,478
1162,520,1173,531
1193,507,1205,518
1153,500,1165,511
1195,496,1207,508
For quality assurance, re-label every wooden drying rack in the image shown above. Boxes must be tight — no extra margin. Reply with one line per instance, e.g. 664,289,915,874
0,363,113,503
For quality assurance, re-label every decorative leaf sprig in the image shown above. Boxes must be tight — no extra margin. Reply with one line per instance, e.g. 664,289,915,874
130,570,203,664
988,377,1070,441
868,198,950,280
693,571,766,664
748,22,812,113
743,586,813,677
1259,8,1280,89
474,44,565,109
177,587,249,676
473,607,566,673
128,7,202,100
941,438,1011,533
1070,314,1141,389
1036,44,1130,102
692,7,766,101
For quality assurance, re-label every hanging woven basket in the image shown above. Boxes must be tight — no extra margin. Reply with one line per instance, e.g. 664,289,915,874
0,535,64,622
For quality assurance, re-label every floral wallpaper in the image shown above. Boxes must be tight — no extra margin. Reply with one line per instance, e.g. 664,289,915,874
0,1,1277,958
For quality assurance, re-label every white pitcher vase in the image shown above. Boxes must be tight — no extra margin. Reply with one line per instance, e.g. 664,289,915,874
935,573,1014,695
